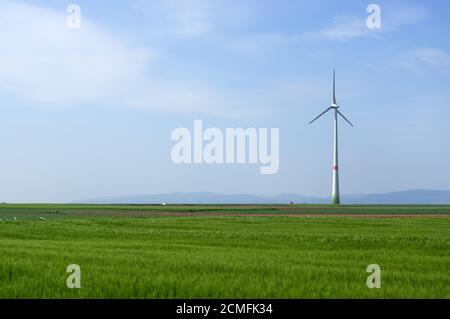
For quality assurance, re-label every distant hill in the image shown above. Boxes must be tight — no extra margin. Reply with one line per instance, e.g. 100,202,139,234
77,189,450,204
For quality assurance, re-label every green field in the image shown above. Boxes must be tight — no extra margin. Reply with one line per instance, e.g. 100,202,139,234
0,204,449,298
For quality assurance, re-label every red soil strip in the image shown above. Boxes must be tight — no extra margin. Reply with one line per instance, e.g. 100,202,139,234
144,213,450,218
277,207,352,210
71,210,450,218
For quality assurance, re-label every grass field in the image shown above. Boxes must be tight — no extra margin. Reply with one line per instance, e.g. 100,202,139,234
0,204,449,298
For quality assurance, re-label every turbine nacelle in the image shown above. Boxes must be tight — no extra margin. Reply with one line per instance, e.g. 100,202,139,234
308,70,353,127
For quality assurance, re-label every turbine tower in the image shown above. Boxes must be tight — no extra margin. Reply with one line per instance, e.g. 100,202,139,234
308,70,354,205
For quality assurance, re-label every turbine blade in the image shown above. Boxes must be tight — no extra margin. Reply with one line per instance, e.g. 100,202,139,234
308,107,332,124
337,110,354,127
333,69,337,105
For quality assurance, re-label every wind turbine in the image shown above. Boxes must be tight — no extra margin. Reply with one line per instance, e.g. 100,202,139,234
308,70,353,205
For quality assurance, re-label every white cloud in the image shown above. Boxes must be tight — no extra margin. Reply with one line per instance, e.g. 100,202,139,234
132,0,214,36
303,5,428,41
132,0,252,37
396,48,450,75
0,1,269,117
127,81,272,118
384,5,429,28
303,15,378,41
164,0,213,36
0,1,154,106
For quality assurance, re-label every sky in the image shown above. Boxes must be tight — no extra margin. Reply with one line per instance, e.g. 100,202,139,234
0,0,449,202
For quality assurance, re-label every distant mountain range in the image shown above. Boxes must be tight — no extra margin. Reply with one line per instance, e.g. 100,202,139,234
77,189,450,204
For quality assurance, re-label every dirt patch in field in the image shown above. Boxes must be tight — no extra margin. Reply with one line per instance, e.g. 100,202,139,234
68,210,450,219
141,213,450,218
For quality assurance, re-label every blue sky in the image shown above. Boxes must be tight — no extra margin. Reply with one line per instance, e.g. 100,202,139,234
0,0,449,202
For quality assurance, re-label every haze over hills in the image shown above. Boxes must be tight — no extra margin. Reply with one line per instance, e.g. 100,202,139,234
77,190,450,204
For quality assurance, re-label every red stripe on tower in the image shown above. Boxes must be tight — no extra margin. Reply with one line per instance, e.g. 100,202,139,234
333,165,338,171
